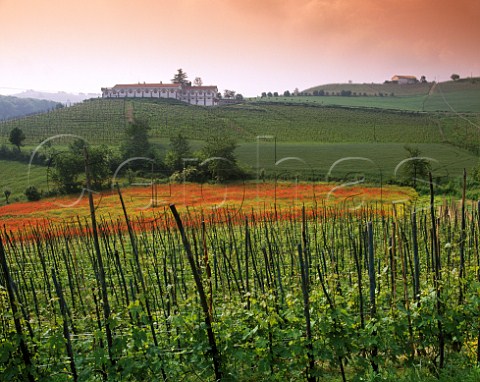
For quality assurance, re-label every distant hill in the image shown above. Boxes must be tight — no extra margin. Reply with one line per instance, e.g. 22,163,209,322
0,95,62,120
11,90,100,104
249,77,480,113
303,77,480,97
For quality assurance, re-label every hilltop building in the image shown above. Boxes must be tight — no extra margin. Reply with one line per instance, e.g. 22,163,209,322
101,82,218,106
391,75,418,84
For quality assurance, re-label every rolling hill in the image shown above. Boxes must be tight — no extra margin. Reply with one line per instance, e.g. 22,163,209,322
0,95,62,120
0,97,477,148
280,77,480,113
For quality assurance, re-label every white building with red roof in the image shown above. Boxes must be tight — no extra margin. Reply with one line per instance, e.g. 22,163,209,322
101,82,218,106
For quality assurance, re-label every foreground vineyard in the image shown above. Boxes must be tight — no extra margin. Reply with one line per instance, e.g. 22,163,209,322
1,195,480,381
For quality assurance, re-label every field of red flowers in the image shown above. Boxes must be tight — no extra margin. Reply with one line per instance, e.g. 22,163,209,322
0,181,416,233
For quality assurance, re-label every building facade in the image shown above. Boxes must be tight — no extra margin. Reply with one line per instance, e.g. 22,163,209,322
101,83,218,106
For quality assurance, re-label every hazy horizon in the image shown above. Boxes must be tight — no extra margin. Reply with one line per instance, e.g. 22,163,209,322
1,0,479,97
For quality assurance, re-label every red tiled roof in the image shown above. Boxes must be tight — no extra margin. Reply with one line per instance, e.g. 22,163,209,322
112,83,181,89
109,83,218,91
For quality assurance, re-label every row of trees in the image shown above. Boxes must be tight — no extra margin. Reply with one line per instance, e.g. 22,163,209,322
262,89,396,98
49,118,244,194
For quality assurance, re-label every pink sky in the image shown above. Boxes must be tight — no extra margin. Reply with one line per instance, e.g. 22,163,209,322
1,0,479,96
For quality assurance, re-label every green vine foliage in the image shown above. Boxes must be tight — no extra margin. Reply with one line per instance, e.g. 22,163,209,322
1,203,480,381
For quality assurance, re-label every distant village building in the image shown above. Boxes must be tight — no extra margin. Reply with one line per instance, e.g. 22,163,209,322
101,82,218,106
391,75,418,85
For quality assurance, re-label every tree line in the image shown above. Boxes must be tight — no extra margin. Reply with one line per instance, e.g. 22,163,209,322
6,118,244,200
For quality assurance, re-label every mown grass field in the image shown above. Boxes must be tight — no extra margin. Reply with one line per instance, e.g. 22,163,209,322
236,142,478,182
0,159,49,203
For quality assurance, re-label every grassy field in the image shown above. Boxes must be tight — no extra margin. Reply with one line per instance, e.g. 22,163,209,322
0,160,49,203
1,141,476,203
236,142,478,182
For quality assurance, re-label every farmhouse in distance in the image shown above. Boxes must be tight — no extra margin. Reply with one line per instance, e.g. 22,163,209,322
390,75,418,84
101,81,218,106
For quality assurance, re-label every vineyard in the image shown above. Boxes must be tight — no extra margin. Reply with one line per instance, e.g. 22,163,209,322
1,181,480,381
1,98,479,149
1,92,480,381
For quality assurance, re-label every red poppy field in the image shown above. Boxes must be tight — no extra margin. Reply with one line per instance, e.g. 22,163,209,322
0,181,416,234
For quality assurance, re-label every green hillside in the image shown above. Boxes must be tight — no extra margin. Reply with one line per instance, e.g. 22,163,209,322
0,95,62,120
1,97,478,147
285,78,480,113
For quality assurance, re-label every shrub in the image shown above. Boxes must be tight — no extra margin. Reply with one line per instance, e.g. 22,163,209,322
25,186,41,201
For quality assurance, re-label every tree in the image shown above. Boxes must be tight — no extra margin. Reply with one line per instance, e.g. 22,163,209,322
165,134,192,173
25,186,41,201
194,77,203,86
261,92,267,98
401,146,432,188
223,89,236,99
68,138,88,155
267,92,273,97
52,144,113,193
235,94,244,101
273,92,278,97
172,68,188,84
4,188,11,204
9,127,26,151
283,90,291,97
86,145,113,189
451,73,460,81
121,118,152,160
51,151,84,193
198,136,243,182
420,75,427,83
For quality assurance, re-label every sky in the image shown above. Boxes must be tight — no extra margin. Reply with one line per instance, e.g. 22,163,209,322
0,0,479,97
